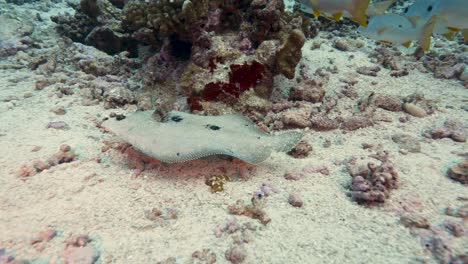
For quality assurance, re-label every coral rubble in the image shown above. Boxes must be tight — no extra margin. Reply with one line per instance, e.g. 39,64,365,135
347,151,399,205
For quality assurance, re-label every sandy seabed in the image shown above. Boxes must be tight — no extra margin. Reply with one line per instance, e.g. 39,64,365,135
0,1,467,264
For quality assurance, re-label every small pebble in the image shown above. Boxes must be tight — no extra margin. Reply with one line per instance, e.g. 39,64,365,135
288,192,303,208
400,214,430,229
31,146,41,152
392,133,421,153
443,219,465,237
60,144,71,152
62,245,100,264
30,229,56,245
403,103,427,118
334,38,350,51
46,121,70,130
50,106,66,115
225,245,246,264
447,160,468,185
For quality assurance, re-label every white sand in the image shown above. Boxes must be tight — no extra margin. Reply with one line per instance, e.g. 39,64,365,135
0,1,467,264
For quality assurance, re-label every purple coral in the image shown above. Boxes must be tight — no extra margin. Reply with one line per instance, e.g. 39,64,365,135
347,152,399,205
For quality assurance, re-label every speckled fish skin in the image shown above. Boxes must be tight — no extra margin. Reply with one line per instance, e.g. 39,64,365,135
102,111,304,164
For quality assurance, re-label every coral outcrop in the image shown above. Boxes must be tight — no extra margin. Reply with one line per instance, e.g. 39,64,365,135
51,0,310,113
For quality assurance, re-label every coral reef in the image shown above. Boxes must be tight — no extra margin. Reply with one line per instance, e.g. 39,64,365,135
51,0,310,113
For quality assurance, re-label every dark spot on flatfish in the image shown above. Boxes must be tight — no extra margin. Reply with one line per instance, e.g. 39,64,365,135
206,124,221,131
116,114,126,121
171,115,183,122
427,5,433,12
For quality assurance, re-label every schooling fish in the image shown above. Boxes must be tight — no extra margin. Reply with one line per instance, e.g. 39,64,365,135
358,13,437,50
403,0,454,39
366,0,397,17
359,14,417,48
431,0,468,42
298,0,370,26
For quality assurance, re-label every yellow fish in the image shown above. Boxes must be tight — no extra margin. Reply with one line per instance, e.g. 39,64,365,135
359,13,437,51
366,0,397,17
431,0,468,42
404,0,451,39
300,0,371,26
359,14,417,48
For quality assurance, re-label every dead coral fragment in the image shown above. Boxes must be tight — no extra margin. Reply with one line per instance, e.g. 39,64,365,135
288,79,325,103
192,249,216,264
19,144,76,177
228,199,270,225
288,192,303,208
348,152,399,205
400,214,430,229
447,160,468,185
287,140,312,158
225,245,246,264
47,144,76,166
341,116,373,131
372,94,402,112
429,119,466,143
30,229,57,245
275,29,305,79
357,65,381,77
